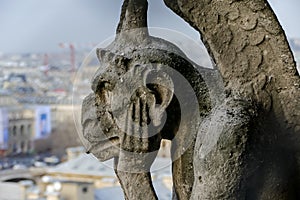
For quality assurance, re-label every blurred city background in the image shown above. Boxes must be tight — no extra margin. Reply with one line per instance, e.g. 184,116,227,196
0,0,299,199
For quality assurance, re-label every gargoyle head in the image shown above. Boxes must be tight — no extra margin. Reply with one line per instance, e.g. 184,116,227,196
81,48,175,161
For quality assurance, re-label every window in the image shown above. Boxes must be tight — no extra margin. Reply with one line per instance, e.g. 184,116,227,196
27,124,32,136
20,125,24,136
13,126,17,136
12,143,17,153
20,141,25,152
28,141,32,151
82,187,88,193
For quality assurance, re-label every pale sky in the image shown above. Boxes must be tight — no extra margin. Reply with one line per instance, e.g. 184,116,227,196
0,0,299,53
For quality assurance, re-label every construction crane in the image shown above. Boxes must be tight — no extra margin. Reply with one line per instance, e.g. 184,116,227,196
43,53,49,66
59,43,76,73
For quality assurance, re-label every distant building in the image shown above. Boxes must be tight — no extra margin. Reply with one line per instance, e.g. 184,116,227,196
47,153,118,188
7,94,82,156
32,106,51,139
47,151,172,187
0,179,94,200
0,94,52,155
0,148,172,200
41,178,94,200
5,107,35,155
65,146,85,161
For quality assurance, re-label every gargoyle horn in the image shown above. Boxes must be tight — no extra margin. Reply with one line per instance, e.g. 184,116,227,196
116,0,149,38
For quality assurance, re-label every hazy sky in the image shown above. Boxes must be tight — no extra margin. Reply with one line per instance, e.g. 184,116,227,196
0,0,299,53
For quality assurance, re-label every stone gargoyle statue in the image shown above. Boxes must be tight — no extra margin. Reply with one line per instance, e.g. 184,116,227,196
81,0,221,199
81,0,300,199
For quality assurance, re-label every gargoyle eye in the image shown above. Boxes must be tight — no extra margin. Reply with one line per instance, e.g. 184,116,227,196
96,81,111,93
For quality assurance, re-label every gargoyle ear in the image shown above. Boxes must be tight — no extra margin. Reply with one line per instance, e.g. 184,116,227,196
96,48,116,62
96,48,107,62
96,48,130,67
145,70,174,110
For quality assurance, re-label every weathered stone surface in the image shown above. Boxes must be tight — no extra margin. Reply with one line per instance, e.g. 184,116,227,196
164,0,300,199
81,0,300,199
81,0,215,199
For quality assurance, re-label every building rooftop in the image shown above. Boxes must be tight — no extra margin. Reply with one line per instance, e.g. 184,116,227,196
48,153,116,177
48,153,172,178
0,93,19,107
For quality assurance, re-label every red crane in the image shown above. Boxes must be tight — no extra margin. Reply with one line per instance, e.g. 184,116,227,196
59,43,76,73
43,53,49,66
